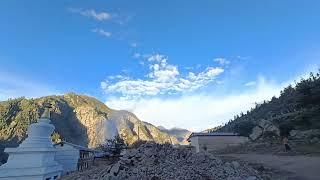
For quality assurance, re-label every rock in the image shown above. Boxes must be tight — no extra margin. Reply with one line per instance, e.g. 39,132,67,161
249,120,280,141
290,130,298,137
231,161,240,169
290,129,320,139
109,162,121,176
259,120,280,136
246,176,257,180
264,124,280,136
62,142,262,179
310,137,320,144
258,120,269,128
250,126,263,140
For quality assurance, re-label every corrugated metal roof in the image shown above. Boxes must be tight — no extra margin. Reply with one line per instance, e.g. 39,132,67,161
54,141,100,152
187,132,239,141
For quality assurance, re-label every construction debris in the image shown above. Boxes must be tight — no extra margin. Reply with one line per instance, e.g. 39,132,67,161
63,143,261,180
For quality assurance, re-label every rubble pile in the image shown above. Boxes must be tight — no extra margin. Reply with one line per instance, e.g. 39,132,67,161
63,143,261,180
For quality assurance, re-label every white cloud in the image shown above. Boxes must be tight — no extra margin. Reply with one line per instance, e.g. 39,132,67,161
106,76,288,132
214,58,230,65
69,8,111,21
92,28,112,37
101,54,224,99
244,81,256,87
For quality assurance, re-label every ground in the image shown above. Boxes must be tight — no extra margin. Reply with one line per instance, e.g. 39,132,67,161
219,153,320,180
214,141,320,180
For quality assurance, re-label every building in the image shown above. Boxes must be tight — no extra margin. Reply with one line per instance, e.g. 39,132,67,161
187,132,248,153
54,141,102,174
0,104,63,180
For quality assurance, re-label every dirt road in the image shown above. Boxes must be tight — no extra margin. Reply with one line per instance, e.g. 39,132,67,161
220,154,320,180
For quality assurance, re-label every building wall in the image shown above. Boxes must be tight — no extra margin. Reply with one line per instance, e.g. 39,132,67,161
54,144,79,174
190,136,248,152
189,136,200,152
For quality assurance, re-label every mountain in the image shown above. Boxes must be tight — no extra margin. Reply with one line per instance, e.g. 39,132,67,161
213,71,320,140
158,126,192,144
0,93,178,163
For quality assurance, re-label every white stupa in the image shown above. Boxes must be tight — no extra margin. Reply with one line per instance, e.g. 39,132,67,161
0,103,63,180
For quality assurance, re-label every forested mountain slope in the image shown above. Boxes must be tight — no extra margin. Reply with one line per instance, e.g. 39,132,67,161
0,93,178,163
214,71,320,138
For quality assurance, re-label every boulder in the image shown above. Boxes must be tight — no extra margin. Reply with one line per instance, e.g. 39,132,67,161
264,124,280,136
246,176,257,180
110,162,121,176
231,161,240,169
259,120,280,136
249,120,280,141
258,120,269,129
249,126,263,140
310,137,320,144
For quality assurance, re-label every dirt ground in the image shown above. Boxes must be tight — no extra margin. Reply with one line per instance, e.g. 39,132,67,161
218,153,320,180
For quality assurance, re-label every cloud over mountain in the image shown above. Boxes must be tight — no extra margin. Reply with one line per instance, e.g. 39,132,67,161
101,54,224,99
106,76,288,131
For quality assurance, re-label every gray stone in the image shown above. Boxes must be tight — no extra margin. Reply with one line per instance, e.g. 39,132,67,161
231,161,240,169
310,137,320,144
259,120,280,136
246,176,257,180
250,126,263,140
290,129,320,139
258,120,269,128
264,124,280,136
62,142,262,179
110,162,121,176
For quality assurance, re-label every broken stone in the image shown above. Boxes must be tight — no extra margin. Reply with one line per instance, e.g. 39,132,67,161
290,129,320,139
246,176,257,180
310,137,320,144
109,162,121,176
62,142,262,180
250,126,263,140
231,161,240,169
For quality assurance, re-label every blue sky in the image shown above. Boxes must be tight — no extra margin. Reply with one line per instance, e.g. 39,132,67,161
0,1,319,131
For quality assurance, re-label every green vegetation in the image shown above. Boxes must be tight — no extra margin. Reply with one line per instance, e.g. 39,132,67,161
0,93,105,163
0,93,177,163
217,70,320,137
98,135,127,155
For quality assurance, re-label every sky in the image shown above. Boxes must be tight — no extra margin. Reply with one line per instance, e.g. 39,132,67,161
0,0,319,131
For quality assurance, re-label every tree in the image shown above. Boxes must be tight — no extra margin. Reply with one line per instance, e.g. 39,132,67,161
98,135,126,155
51,132,61,143
233,120,255,137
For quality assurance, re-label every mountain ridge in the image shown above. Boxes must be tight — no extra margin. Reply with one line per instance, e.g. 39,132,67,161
157,126,192,144
0,93,179,163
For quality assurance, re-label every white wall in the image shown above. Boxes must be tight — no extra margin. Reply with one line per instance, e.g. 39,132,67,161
54,144,79,174
189,136,200,152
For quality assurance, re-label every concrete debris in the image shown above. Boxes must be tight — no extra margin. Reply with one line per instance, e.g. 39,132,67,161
63,143,262,180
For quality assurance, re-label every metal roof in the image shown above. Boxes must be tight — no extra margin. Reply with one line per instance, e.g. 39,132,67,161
187,132,239,141
54,141,100,152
